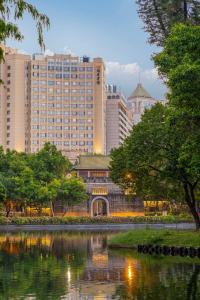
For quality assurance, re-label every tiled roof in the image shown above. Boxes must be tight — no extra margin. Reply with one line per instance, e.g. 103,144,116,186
76,156,111,170
128,83,152,99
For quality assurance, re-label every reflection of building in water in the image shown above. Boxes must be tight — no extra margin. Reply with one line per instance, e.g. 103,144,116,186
75,234,140,298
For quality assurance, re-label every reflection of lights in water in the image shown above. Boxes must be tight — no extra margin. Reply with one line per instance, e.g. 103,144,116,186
128,265,132,281
125,259,139,288
67,267,71,284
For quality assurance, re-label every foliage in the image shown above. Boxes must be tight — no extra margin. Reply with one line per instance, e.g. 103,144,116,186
0,215,193,225
0,0,50,65
0,143,86,216
111,24,200,229
136,0,200,46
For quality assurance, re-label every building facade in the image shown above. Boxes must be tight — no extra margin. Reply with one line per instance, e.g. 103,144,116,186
67,156,144,217
127,83,162,125
106,85,132,154
0,46,106,160
0,45,31,152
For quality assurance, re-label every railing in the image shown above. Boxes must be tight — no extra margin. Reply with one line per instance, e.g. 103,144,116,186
82,177,113,183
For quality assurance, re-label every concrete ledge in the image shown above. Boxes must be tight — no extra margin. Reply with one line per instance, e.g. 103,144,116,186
0,223,195,232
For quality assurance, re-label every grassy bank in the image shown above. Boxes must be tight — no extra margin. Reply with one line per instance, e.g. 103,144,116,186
0,215,193,225
109,229,200,248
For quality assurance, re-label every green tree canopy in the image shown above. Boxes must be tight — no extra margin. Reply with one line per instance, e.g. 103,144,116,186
136,0,200,46
0,0,50,65
0,143,86,216
111,24,200,229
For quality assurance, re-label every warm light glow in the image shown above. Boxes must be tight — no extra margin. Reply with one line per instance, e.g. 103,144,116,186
92,253,108,266
66,173,72,179
128,265,133,281
67,267,71,284
144,200,169,207
91,187,108,195
111,212,144,217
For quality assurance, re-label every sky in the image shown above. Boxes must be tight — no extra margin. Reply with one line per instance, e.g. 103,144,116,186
8,0,166,99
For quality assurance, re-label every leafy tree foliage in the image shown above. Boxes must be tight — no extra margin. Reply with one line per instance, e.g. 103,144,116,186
0,0,50,64
136,0,200,46
0,143,86,216
111,25,200,229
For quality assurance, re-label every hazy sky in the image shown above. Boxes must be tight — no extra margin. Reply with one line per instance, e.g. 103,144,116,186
8,0,166,99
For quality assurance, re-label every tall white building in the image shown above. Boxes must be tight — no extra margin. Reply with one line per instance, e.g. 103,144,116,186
106,85,132,154
127,83,162,124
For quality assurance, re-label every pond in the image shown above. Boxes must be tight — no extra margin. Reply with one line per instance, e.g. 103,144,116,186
0,231,199,299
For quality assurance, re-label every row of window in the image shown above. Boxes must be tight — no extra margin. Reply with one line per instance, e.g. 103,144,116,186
32,80,93,86
32,73,93,79
32,95,93,101
32,133,93,138
32,110,93,116
32,118,93,124
33,65,93,72
32,87,93,93
32,103,93,108
32,125,93,130
32,140,93,146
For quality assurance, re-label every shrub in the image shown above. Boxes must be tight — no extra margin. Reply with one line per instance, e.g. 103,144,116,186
0,215,194,225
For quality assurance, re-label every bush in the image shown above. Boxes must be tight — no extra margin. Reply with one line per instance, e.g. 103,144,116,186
0,215,194,225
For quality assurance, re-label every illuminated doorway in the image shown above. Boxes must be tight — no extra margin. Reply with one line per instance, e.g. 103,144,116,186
91,197,109,217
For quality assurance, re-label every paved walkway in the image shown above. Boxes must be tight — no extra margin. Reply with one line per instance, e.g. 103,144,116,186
0,223,195,231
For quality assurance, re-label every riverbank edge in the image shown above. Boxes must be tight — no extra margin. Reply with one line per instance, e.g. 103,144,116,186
0,223,195,231
108,228,200,249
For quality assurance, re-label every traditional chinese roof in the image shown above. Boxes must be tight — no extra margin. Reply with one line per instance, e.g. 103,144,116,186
128,83,152,99
76,156,111,170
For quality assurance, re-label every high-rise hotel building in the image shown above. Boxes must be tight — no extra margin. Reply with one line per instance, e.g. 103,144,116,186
0,46,106,159
106,85,132,154
0,45,31,152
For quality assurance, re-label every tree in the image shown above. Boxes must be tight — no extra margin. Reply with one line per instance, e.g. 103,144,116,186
0,0,50,65
136,0,200,46
111,101,200,229
112,29,200,228
0,150,30,216
48,177,87,216
110,146,136,196
29,143,71,184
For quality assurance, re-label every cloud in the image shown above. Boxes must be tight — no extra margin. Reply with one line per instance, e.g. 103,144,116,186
63,46,76,56
18,49,28,55
106,61,140,75
105,61,165,99
44,49,54,56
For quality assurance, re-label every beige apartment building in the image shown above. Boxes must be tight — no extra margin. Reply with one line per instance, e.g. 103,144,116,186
0,46,106,159
106,85,132,154
0,45,31,152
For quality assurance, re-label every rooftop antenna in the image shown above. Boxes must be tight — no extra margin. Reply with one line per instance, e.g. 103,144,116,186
138,70,141,84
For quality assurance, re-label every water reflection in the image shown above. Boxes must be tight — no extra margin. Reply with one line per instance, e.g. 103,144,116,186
0,232,199,299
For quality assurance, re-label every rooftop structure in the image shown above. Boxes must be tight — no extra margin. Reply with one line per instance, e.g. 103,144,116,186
127,83,161,124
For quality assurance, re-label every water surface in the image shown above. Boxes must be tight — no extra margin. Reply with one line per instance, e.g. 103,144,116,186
0,231,199,299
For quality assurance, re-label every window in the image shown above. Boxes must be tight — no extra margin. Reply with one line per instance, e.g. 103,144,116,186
87,89,93,94
56,74,62,79
40,73,47,78
40,65,47,70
